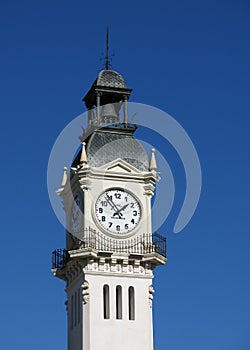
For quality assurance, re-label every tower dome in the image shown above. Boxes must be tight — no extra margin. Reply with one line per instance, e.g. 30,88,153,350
73,126,149,172
96,70,127,88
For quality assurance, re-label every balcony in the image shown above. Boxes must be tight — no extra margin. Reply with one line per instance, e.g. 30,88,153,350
52,248,70,269
52,229,166,269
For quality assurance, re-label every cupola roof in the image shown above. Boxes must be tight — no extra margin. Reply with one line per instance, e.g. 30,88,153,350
96,70,127,88
83,69,132,110
72,127,149,172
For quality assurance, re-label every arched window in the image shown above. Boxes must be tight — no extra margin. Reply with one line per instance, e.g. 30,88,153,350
103,285,110,319
128,286,135,320
116,285,122,320
78,288,80,324
71,295,73,329
74,291,77,326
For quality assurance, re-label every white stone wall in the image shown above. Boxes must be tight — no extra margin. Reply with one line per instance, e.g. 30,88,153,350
83,273,154,350
67,275,84,350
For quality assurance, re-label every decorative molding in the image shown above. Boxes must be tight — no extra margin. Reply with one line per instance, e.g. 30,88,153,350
79,256,154,277
63,260,84,286
104,263,110,272
98,158,141,174
139,266,145,274
82,281,90,305
127,264,134,274
148,284,155,308
115,264,122,273
65,299,68,313
92,262,98,271
79,177,92,190
143,183,155,196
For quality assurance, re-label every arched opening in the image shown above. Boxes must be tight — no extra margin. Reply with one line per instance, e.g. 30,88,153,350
128,286,135,320
78,288,80,324
74,291,77,327
116,285,122,319
103,285,110,319
71,295,73,329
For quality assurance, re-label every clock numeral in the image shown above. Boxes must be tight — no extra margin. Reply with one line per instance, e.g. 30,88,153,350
115,193,121,199
125,197,128,202
107,195,112,201
133,210,137,216
101,201,107,207
131,219,135,224
102,216,106,222
124,224,129,230
130,203,135,208
116,225,120,231
108,222,113,228
99,208,103,213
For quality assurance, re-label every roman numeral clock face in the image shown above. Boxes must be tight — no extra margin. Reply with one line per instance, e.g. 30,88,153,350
95,189,141,235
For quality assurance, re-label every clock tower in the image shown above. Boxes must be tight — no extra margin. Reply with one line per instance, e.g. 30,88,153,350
52,68,167,350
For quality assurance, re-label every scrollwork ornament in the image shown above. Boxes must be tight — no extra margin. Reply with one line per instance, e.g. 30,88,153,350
65,299,68,313
148,284,155,308
82,280,90,305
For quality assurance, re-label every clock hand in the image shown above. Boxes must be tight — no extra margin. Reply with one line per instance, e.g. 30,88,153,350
105,196,118,211
115,203,129,214
105,196,123,218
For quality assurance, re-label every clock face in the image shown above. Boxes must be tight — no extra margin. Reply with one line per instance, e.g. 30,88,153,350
71,196,82,233
95,189,141,234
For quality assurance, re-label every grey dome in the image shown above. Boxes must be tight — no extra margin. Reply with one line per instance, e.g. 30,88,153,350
86,129,149,171
96,70,126,88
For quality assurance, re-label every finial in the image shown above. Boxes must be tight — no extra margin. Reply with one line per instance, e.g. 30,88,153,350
150,148,157,171
101,26,113,70
80,142,88,165
100,27,114,70
61,167,67,187
105,26,109,70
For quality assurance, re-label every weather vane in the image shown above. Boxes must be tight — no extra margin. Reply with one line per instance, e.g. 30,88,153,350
101,26,114,70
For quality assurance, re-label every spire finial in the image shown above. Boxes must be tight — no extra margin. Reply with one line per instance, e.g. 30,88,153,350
61,167,67,187
150,148,157,171
100,27,114,70
105,26,110,70
80,142,88,165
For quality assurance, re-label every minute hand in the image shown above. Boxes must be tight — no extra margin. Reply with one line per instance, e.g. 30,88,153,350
115,203,129,215
105,196,123,218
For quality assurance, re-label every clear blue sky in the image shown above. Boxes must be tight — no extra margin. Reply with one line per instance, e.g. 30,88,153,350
0,0,249,349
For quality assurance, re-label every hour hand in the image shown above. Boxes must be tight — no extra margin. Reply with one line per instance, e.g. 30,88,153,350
116,203,129,214
113,203,129,217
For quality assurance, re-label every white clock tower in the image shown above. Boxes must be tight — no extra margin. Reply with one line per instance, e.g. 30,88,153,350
52,68,167,350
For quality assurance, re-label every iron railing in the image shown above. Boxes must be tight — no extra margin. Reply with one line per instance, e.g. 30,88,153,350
52,229,166,269
152,232,167,258
52,248,70,269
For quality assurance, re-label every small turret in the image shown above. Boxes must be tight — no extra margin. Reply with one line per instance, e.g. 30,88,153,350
83,69,132,128
79,142,88,166
150,148,157,171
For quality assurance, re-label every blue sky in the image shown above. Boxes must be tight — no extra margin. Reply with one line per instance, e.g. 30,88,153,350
0,0,250,349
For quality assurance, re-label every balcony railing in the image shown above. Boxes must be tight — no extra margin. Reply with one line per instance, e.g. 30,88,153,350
52,229,166,269
52,248,70,269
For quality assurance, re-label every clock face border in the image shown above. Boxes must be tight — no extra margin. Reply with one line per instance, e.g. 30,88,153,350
93,187,142,238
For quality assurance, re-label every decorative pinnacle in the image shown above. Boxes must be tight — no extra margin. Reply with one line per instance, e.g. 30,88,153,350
61,167,67,187
80,142,88,165
100,26,113,70
150,148,157,171
105,26,109,70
